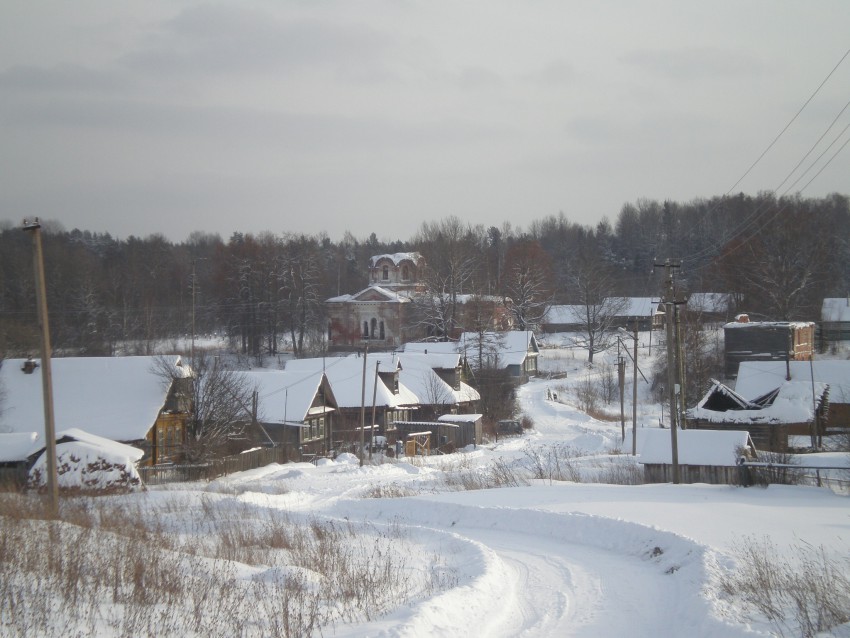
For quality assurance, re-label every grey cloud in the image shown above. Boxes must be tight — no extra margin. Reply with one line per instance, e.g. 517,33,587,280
620,46,766,81
120,3,398,79
0,64,124,93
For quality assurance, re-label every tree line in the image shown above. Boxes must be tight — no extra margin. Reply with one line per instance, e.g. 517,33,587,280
1,191,848,359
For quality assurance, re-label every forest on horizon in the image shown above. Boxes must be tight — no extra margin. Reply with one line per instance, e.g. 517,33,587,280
1,191,848,359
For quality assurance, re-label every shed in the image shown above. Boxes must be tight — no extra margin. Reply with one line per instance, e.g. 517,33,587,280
640,428,756,485
394,421,467,453
437,413,483,447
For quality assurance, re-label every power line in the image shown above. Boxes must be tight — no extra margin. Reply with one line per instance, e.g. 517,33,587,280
725,47,850,195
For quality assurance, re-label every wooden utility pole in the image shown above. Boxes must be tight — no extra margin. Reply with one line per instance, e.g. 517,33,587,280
632,320,639,456
675,304,687,429
359,344,368,467
369,360,379,461
23,219,59,517
656,258,683,484
618,355,626,442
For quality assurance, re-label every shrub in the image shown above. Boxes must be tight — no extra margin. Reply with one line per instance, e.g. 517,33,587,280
719,536,850,637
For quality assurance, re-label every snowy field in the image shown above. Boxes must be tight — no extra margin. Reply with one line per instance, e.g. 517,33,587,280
6,336,849,637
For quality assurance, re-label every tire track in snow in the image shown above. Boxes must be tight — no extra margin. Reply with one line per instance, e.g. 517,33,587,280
332,499,756,638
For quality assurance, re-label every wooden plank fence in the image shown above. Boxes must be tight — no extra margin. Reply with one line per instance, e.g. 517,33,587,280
139,446,291,486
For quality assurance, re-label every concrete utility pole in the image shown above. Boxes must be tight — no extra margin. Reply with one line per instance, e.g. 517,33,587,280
23,219,59,517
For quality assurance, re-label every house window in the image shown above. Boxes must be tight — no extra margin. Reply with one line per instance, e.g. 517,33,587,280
301,416,326,442
380,321,385,340
371,318,377,338
328,323,332,341
402,265,409,280
363,321,369,338
382,265,389,280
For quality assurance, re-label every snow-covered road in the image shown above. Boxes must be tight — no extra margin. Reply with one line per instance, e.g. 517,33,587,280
212,374,847,637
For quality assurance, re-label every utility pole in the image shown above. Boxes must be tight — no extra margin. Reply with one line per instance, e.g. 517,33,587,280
656,258,685,484
191,259,197,370
632,320,639,456
675,303,687,429
369,360,379,461
23,219,59,518
359,344,368,467
618,355,626,443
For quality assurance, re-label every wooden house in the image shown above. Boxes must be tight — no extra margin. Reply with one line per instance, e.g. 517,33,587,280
685,292,733,325
640,428,757,485
723,316,815,379
685,378,828,451
240,369,338,459
0,356,192,467
820,298,850,346
283,355,419,451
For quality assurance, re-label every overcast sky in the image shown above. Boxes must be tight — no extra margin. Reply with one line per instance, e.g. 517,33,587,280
1,1,848,243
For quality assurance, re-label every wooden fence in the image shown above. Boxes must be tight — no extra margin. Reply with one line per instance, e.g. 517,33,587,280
139,446,291,486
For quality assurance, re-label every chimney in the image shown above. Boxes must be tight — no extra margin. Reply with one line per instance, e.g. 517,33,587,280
22,357,38,374
736,314,750,323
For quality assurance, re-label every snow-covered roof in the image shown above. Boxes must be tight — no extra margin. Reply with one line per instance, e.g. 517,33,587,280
617,298,657,317
438,413,482,423
821,298,850,323
376,352,480,406
736,360,850,404
724,320,815,329
544,300,658,324
687,292,731,314
543,305,587,325
688,379,827,425
396,348,462,370
327,285,415,304
0,356,183,442
0,432,39,462
454,294,504,304
54,428,146,462
240,369,329,424
458,331,538,368
29,428,144,491
403,341,461,355
369,252,422,267
284,355,418,409
639,428,751,466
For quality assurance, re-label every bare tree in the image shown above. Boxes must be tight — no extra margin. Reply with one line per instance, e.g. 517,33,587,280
567,255,627,365
279,235,326,357
502,239,553,331
412,217,484,339
153,353,257,462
